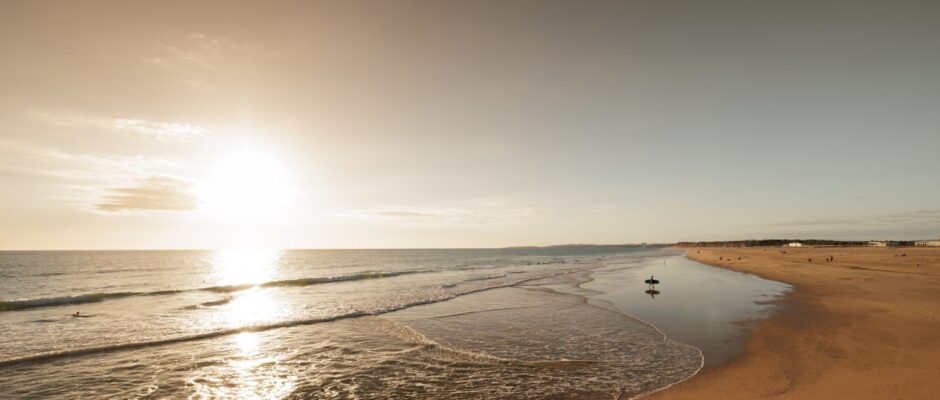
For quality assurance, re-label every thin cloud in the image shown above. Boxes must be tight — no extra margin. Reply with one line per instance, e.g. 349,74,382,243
38,113,209,141
0,140,190,211
110,118,208,141
0,141,180,182
95,175,198,213
0,140,179,181
143,32,269,89
758,210,940,240
359,210,437,220
878,209,940,223
588,204,618,214
338,205,551,225
767,209,940,228
766,218,862,227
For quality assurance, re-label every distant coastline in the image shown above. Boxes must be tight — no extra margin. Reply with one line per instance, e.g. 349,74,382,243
675,239,924,247
500,243,668,250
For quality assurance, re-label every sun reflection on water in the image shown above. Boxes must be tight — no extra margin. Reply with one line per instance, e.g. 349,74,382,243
211,248,282,286
233,332,260,355
189,332,295,399
206,249,291,328
189,250,296,399
222,287,285,328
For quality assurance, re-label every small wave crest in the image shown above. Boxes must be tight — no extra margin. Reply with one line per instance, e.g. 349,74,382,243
0,292,139,312
0,311,368,368
464,274,508,282
0,267,587,366
180,297,234,310
0,270,429,313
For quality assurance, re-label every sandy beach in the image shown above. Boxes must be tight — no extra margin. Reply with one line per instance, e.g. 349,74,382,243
650,246,940,399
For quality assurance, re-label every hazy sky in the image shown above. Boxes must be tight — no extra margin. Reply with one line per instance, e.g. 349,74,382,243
2,1,939,249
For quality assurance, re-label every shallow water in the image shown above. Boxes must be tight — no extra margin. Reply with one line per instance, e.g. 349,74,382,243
0,247,786,398
582,255,792,367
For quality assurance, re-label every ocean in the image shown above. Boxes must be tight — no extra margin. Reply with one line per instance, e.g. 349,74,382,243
0,247,788,398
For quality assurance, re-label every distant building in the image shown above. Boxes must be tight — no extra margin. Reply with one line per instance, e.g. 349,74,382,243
914,239,940,247
786,242,802,247
868,241,899,247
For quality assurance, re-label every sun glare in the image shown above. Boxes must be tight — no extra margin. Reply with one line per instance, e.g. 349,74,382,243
211,248,281,286
200,147,295,220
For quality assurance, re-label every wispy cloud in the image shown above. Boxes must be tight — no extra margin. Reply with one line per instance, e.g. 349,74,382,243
759,209,940,240
0,140,179,181
0,140,194,213
338,205,551,225
95,175,198,213
349,210,438,220
109,118,208,141
767,218,862,227
143,32,269,90
39,113,209,141
767,209,940,228
588,204,618,214
0,141,180,183
877,209,940,224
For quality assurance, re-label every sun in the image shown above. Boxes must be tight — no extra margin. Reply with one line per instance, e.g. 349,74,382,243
199,146,295,220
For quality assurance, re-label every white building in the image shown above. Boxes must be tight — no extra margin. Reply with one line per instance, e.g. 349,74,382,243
786,242,803,247
914,239,940,247
869,241,888,247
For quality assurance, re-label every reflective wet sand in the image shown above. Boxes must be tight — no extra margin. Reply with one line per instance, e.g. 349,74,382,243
582,255,791,367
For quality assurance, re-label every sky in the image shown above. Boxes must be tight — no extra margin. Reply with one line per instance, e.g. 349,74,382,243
1,0,939,250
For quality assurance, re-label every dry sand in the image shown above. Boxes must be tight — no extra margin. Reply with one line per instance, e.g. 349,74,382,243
648,246,940,400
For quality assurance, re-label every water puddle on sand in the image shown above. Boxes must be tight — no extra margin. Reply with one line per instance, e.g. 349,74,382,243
578,254,792,367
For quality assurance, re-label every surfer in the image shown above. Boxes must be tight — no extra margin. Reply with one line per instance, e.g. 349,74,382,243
72,311,80,317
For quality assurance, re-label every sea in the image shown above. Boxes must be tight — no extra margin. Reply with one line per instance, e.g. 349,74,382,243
0,246,789,399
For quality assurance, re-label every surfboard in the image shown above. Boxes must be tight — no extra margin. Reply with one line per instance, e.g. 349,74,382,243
644,279,660,284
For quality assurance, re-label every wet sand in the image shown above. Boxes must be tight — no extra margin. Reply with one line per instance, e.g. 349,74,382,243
650,246,940,400
582,254,790,368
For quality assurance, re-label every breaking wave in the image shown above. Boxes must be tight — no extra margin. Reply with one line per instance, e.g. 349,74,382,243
0,270,429,312
0,268,584,366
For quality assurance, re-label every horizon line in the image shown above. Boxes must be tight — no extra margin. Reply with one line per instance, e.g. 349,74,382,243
5,238,935,252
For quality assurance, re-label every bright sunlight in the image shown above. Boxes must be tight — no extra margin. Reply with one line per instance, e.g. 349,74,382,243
199,146,295,221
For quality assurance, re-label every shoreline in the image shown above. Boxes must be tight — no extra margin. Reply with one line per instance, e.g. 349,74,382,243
567,251,788,399
584,252,790,370
648,246,940,399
